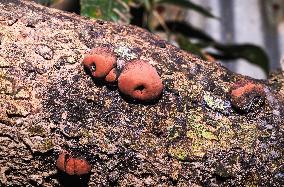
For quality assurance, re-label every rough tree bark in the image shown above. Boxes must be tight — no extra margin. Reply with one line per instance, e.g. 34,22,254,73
0,0,283,186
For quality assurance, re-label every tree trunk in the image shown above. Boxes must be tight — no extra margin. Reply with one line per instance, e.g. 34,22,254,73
0,0,283,186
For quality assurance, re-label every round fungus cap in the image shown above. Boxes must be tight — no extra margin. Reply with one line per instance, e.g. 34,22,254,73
56,152,91,176
118,60,163,102
105,68,118,83
83,47,116,78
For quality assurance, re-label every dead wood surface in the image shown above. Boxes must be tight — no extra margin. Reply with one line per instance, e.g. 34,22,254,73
0,0,283,186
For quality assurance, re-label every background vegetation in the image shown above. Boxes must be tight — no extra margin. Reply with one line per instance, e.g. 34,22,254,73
32,0,270,75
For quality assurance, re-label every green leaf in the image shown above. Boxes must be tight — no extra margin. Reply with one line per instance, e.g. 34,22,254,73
80,0,132,23
210,43,270,75
156,21,215,42
177,35,206,59
156,0,215,18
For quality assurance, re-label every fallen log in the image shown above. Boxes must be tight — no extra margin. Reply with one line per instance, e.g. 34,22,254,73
0,0,283,186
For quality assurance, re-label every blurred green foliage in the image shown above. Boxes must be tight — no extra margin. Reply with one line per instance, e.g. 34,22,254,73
81,0,132,23
161,21,269,74
156,0,215,18
33,0,270,74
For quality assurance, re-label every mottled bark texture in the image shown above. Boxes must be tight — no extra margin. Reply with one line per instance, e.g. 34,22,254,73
0,0,283,186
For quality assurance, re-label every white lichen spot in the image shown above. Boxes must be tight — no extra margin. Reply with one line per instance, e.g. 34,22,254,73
116,59,126,70
203,92,231,113
114,45,137,61
264,87,281,117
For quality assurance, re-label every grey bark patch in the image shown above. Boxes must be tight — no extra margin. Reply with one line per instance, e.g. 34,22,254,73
35,44,54,60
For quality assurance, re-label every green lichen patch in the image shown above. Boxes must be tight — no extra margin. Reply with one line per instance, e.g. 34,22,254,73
236,122,259,153
167,123,181,141
168,147,188,161
27,125,46,137
187,123,218,141
23,136,55,153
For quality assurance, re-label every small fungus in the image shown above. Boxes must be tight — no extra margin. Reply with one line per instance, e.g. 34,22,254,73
105,68,118,83
83,47,116,78
230,81,265,112
118,60,163,101
56,152,91,176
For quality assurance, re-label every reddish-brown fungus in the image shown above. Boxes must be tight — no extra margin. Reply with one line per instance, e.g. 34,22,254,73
118,60,163,101
230,81,265,112
105,68,118,83
82,47,116,78
56,152,91,176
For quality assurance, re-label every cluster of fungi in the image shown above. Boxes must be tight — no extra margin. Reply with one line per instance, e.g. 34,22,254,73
55,47,164,176
82,47,163,102
56,48,268,177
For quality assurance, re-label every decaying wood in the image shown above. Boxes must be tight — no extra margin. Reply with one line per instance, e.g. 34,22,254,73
0,0,283,186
